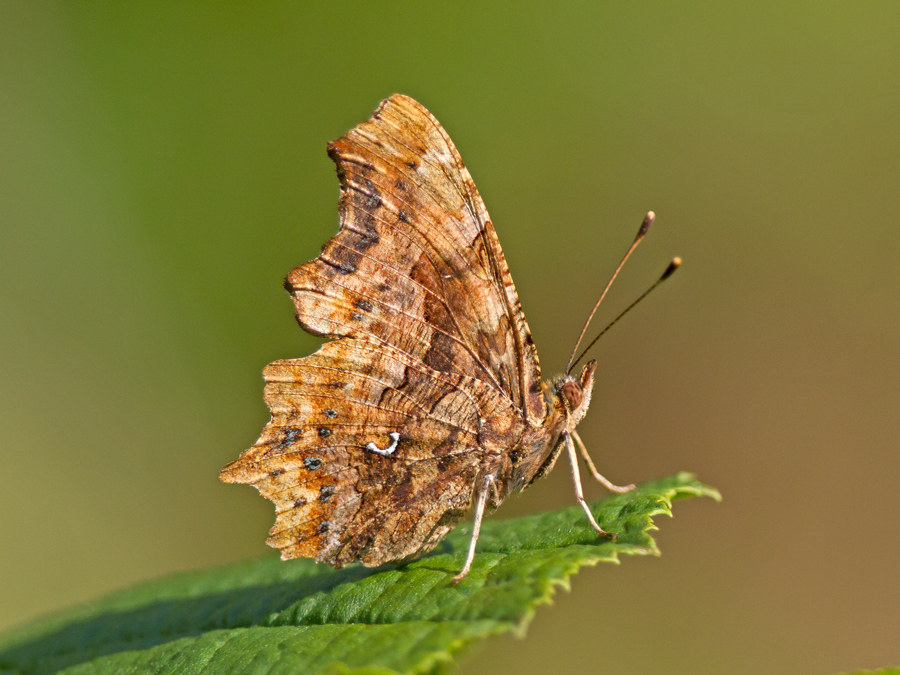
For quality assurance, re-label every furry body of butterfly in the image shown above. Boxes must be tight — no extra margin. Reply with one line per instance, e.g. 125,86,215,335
220,94,632,582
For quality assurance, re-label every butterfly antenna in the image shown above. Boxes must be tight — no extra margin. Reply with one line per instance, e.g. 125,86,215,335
566,212,656,374
569,257,681,371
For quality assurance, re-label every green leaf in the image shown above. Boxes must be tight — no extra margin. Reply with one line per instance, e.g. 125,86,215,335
0,472,718,675
838,670,900,675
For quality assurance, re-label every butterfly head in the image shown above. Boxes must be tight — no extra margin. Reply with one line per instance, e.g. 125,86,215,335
552,360,596,431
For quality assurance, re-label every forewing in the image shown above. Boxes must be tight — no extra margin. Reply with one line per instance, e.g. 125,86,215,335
287,94,546,425
219,339,514,567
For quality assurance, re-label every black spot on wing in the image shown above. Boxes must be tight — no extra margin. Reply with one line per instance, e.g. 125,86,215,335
320,256,358,276
363,180,382,208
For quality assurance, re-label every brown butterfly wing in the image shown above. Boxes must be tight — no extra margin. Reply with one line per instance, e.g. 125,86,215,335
291,94,545,424
220,339,516,567
221,94,540,566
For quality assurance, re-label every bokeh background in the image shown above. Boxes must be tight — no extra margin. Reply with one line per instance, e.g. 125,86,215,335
2,3,898,674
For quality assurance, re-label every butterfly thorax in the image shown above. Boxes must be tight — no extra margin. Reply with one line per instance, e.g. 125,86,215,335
499,361,597,495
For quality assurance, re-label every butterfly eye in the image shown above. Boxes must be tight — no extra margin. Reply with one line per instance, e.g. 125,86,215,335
560,380,584,410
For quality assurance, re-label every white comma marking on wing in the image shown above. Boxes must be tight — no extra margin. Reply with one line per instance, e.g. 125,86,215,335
366,432,400,456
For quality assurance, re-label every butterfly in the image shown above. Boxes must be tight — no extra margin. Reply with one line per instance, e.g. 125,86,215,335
219,94,679,583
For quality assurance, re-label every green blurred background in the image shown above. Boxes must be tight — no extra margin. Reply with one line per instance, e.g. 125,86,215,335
2,3,898,673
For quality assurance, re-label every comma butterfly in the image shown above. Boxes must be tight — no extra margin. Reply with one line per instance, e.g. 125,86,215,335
220,95,679,582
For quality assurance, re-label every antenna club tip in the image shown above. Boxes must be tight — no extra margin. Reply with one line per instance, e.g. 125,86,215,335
661,257,682,280
637,211,656,238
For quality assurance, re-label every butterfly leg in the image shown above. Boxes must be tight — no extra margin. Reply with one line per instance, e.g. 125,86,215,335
572,430,635,493
565,431,616,539
451,474,497,585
